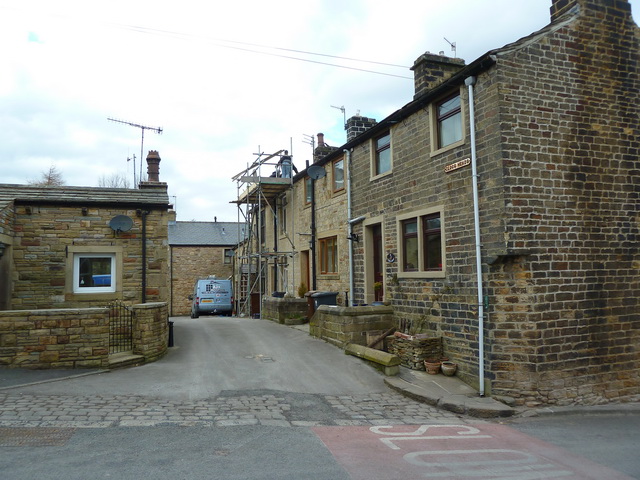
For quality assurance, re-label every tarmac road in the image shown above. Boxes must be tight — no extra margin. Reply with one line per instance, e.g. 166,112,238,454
1,316,638,479
4,316,390,400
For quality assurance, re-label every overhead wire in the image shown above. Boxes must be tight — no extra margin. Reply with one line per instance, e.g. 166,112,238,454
111,23,413,79
2,5,413,80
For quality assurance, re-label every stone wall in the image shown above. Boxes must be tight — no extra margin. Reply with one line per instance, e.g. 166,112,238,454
0,203,13,311
310,305,395,348
10,204,169,309
0,303,168,368
386,335,442,371
347,1,639,406
261,296,308,325
170,245,233,316
481,1,640,406
0,308,110,368
132,302,169,363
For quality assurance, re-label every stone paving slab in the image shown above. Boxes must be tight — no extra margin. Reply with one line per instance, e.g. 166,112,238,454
0,391,463,428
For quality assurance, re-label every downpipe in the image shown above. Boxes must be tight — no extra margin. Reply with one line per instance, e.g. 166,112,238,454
465,76,485,397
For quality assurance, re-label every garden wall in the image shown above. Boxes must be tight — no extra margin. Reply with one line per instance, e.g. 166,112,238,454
309,304,395,348
0,303,168,369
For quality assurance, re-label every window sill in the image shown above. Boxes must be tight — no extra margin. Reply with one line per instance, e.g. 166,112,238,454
397,270,445,280
369,170,393,182
430,139,465,158
66,292,121,302
318,274,340,280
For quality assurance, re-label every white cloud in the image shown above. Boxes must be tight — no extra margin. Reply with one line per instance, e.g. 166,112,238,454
1,0,637,221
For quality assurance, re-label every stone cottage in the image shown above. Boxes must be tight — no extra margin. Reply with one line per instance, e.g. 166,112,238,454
0,152,172,310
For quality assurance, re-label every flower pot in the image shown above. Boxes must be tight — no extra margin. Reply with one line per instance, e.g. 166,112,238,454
441,361,457,376
424,360,441,375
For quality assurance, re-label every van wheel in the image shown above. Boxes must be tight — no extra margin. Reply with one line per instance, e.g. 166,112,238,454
191,311,199,319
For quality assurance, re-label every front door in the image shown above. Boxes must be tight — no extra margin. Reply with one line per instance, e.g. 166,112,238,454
372,225,383,302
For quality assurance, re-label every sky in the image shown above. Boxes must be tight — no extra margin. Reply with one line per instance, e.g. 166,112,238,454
1,1,638,222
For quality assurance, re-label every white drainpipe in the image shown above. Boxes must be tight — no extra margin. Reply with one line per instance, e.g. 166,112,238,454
345,148,355,306
465,75,485,397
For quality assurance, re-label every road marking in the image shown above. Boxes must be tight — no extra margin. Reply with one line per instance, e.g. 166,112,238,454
313,423,634,480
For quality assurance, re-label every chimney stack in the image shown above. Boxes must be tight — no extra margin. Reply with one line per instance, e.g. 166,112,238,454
346,116,378,142
550,0,632,22
411,52,465,99
146,150,161,182
313,133,338,163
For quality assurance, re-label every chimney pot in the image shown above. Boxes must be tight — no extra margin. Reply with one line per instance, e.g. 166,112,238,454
146,150,161,182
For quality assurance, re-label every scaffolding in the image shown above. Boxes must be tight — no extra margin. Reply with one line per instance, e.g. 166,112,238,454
232,150,297,317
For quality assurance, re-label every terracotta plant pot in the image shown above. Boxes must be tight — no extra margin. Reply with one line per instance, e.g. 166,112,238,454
424,360,441,375
441,361,457,376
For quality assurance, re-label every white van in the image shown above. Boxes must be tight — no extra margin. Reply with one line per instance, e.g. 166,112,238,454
189,277,233,318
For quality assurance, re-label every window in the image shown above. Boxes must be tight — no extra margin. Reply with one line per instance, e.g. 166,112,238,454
436,94,462,148
332,158,344,192
397,209,444,277
374,132,391,176
402,219,418,272
319,236,338,274
305,177,312,204
422,214,442,271
73,253,116,293
223,248,234,264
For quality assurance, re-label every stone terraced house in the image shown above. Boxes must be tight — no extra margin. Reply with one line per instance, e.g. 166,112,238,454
168,219,244,316
246,0,639,407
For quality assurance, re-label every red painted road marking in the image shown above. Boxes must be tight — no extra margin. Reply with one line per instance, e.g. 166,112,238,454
313,423,634,480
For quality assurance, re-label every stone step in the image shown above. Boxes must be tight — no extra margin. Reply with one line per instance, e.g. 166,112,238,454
108,352,144,370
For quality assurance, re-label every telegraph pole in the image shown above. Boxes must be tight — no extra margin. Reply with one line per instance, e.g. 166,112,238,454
108,118,163,186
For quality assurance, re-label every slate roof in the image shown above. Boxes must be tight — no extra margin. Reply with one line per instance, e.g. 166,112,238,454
0,183,171,209
168,221,245,246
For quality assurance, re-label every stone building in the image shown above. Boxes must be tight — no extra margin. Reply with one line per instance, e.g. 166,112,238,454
334,0,638,406
0,152,172,310
232,136,356,317
168,219,244,316
243,0,638,407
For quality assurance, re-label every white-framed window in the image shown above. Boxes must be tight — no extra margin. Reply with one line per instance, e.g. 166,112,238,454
223,248,234,264
305,177,313,204
332,157,345,192
73,253,116,293
396,206,445,279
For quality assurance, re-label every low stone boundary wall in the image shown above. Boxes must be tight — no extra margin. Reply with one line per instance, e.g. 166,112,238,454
310,304,395,348
262,297,308,325
386,334,442,371
0,303,168,369
132,302,169,363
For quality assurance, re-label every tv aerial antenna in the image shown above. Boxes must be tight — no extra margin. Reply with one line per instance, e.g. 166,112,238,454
444,37,457,58
302,134,315,161
331,105,346,129
108,118,163,186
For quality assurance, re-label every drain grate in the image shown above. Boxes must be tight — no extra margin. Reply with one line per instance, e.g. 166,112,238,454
0,428,75,447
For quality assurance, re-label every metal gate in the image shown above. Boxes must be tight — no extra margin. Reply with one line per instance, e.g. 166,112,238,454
108,301,133,354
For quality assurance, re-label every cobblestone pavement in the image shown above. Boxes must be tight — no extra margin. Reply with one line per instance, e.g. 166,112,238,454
0,390,463,428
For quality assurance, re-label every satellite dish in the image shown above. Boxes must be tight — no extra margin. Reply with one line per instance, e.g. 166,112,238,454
307,165,326,180
109,215,134,232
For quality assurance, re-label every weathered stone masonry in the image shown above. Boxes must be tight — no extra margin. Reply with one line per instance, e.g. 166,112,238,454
344,0,638,406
